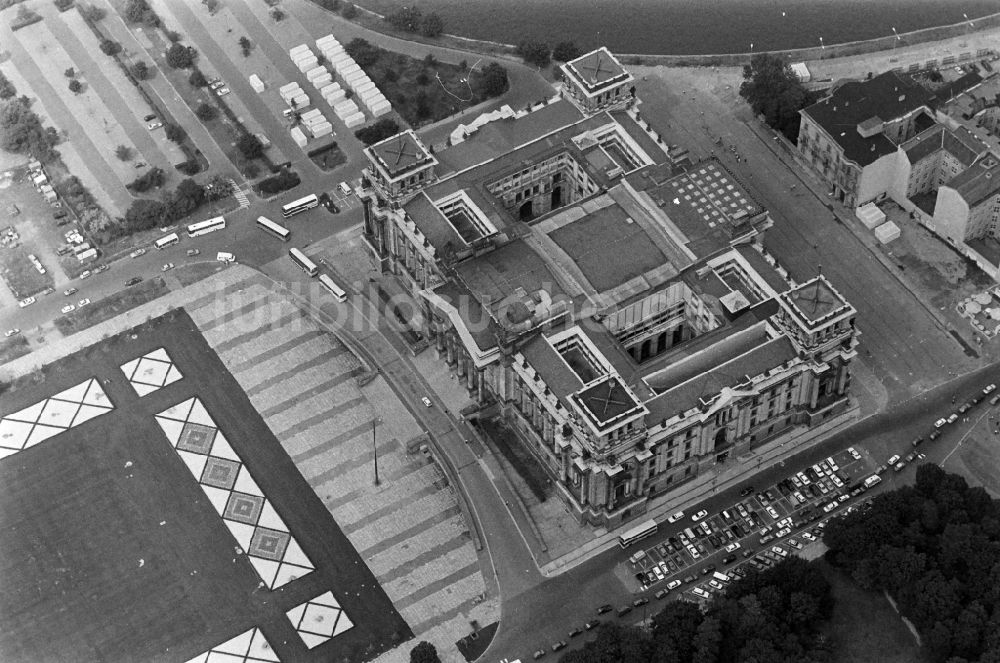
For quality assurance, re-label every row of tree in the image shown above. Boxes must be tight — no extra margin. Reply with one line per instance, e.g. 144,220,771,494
561,557,834,663
517,40,582,69
825,464,1000,663
122,176,229,235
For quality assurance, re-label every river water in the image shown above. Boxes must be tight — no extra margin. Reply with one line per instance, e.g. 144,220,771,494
356,0,1000,54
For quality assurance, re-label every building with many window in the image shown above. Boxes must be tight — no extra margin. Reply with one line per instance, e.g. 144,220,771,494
358,49,859,527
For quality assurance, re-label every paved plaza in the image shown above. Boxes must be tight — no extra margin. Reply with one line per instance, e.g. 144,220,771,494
183,267,498,663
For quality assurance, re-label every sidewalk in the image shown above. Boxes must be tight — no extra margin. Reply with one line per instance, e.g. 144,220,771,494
537,402,861,576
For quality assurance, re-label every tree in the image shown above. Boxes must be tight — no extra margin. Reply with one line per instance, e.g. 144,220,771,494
202,0,218,13
0,98,58,160
53,0,74,11
238,36,252,58
739,53,813,142
476,62,509,97
164,123,186,144
165,30,181,42
344,38,380,68
552,40,580,62
170,178,205,218
516,40,550,68
423,53,436,68
79,3,106,21
236,133,263,160
0,72,15,100
341,2,357,19
271,7,285,21
99,39,122,56
127,166,165,193
165,43,197,70
386,5,421,32
416,72,429,86
124,198,167,232
415,90,431,120
130,60,150,80
318,0,341,9
122,0,149,23
421,12,444,38
204,174,233,200
68,79,83,94
354,118,400,146
409,641,440,663
188,69,208,88
64,67,76,78
115,144,132,161
195,103,217,121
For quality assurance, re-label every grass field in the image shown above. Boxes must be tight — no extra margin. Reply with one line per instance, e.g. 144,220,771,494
356,44,506,128
53,277,169,335
0,310,409,661
0,245,54,298
819,560,925,663
0,334,30,365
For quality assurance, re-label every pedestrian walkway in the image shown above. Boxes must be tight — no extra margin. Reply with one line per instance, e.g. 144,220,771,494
230,179,250,208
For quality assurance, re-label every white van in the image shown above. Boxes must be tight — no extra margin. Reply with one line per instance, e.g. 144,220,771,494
216,251,236,263
712,571,730,584
864,475,882,488
628,549,647,565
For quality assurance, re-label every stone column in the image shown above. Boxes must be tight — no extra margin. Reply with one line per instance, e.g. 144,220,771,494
809,373,821,409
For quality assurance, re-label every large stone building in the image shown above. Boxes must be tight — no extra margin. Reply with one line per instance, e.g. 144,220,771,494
359,49,859,526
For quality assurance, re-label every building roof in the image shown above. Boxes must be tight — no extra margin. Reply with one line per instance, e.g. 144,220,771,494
782,277,850,326
547,198,667,292
644,336,797,423
562,47,632,95
434,100,585,176
434,279,501,351
368,130,435,179
454,239,571,330
609,110,667,163
946,154,1000,207
519,333,584,405
802,71,935,167
626,159,767,260
572,375,643,429
903,123,984,167
734,245,792,296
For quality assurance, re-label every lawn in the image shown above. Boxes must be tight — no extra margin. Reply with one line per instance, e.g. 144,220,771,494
351,42,508,128
819,560,926,663
0,334,30,366
53,276,169,335
0,245,54,298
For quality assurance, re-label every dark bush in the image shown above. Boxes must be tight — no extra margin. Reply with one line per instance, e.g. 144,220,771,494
195,103,217,121
354,118,400,145
258,168,300,195
165,43,197,70
127,166,165,193
99,39,122,56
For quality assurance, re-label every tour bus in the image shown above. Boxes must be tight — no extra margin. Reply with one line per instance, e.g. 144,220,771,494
618,518,657,549
154,232,179,249
186,216,226,237
288,247,319,276
256,216,291,241
318,273,347,302
281,194,319,218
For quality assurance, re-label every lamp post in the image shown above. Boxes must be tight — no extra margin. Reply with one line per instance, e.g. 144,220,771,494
891,27,900,49
819,36,825,51
372,418,380,485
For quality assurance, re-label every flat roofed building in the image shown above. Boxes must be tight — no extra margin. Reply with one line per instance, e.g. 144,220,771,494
356,47,859,526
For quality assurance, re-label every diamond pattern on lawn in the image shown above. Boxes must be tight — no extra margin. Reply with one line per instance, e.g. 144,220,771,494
155,397,314,589
184,627,279,663
286,591,353,649
0,378,113,460
121,347,183,397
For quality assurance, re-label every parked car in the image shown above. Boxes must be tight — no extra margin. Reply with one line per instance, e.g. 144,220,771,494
187,249,201,257
551,641,567,652
63,287,77,296
596,604,613,615
691,509,709,522
125,277,143,286
18,297,35,308
78,298,91,307
161,263,174,271
215,87,230,97
147,121,163,130
887,454,901,466
584,620,600,631
338,181,352,195
724,541,741,553
667,511,685,523
80,270,92,280
130,248,146,258
4,329,20,337
739,486,754,497
421,397,432,407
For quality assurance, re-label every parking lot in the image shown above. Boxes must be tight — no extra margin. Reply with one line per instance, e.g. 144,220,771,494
625,447,878,602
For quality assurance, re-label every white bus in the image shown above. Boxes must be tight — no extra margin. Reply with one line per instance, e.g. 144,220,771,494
618,518,658,549
288,247,319,276
186,216,226,237
154,232,180,249
256,216,291,241
318,273,347,302
281,194,319,218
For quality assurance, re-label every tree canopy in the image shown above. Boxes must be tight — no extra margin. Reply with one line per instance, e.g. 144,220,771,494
739,53,816,142
553,40,581,62
474,62,509,98
354,118,400,146
560,557,833,663
409,641,441,663
165,43,197,70
517,40,551,69
0,96,59,160
344,38,381,68
825,465,1000,662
